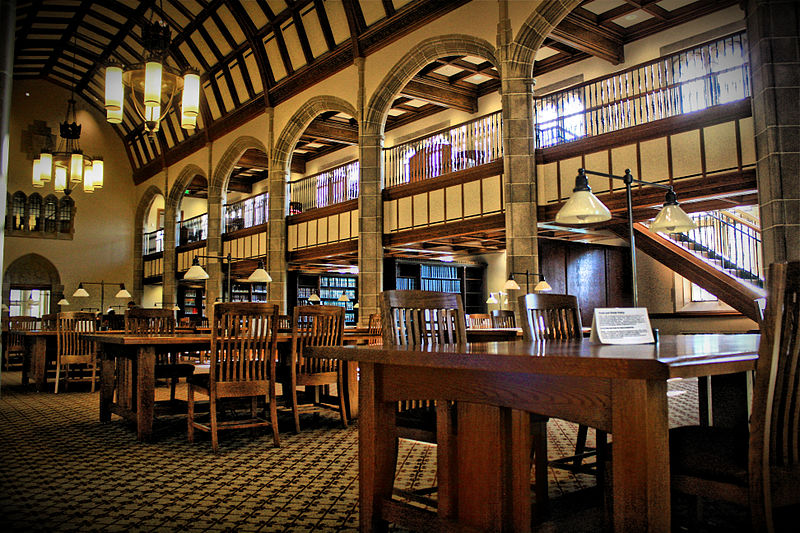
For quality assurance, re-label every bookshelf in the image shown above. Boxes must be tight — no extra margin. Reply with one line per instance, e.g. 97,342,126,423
384,258,486,314
230,281,269,302
179,286,206,318
289,272,359,326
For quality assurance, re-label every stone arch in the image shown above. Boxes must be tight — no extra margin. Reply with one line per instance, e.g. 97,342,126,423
2,253,63,314
167,163,207,214
364,35,497,136
512,0,582,76
271,96,357,179
210,135,268,199
132,184,164,303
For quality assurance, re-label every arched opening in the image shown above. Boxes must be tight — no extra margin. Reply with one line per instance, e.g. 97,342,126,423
2,254,63,317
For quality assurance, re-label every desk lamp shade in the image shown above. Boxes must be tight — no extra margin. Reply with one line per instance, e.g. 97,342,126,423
533,280,552,292
246,260,272,283
72,283,89,297
649,189,697,233
115,284,132,298
184,256,210,280
555,172,612,224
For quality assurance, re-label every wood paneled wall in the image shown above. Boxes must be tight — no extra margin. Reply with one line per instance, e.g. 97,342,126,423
539,239,632,326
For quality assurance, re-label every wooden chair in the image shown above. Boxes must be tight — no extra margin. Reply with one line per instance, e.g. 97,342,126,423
4,316,38,370
381,290,549,510
670,261,800,532
124,308,195,400
367,313,382,345
187,302,281,453
518,293,608,498
277,314,292,331
466,312,492,329
491,309,516,328
40,313,57,331
55,312,97,393
282,305,348,433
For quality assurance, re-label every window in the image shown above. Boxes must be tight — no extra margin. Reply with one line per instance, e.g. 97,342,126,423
43,195,57,233
58,197,74,233
9,288,51,318
676,36,748,113
28,193,42,231
535,93,585,148
690,284,718,302
11,192,26,230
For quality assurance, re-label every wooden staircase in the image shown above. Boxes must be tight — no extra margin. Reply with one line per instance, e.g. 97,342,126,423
622,223,765,322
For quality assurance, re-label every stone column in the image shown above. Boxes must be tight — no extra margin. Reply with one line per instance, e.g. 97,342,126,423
358,60,384,326
499,23,540,304
745,0,800,263
0,0,13,303
206,142,223,306
266,107,287,311
162,169,177,309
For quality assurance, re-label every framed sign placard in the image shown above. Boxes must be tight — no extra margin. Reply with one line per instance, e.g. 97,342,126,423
589,307,655,344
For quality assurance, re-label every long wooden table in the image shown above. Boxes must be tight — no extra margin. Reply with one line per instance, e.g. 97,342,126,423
86,330,373,441
305,334,760,532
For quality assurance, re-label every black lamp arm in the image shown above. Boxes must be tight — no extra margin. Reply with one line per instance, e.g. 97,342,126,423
579,168,673,192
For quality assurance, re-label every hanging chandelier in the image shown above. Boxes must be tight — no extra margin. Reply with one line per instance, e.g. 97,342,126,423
104,12,200,137
33,36,102,195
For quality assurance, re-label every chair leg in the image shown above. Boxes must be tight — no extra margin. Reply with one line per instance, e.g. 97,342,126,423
291,374,301,434
574,424,589,468
187,385,195,443
531,416,550,520
90,361,96,393
337,370,348,428
268,393,280,447
170,377,177,401
209,396,219,453
54,360,61,394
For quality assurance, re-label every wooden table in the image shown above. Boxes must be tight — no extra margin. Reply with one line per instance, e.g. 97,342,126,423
19,330,56,392
466,327,521,342
86,330,371,441
306,334,760,533
87,333,211,441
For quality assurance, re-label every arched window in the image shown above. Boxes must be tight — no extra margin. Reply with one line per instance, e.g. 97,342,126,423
43,195,58,233
28,193,42,231
11,191,26,230
58,197,74,233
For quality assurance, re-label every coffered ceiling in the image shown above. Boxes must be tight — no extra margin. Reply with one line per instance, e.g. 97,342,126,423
14,0,737,191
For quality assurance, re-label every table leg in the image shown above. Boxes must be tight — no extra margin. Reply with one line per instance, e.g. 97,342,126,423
343,360,359,419
99,345,114,423
358,362,396,532
21,336,31,386
611,379,670,533
698,373,751,430
137,346,156,441
455,403,531,532
32,336,47,392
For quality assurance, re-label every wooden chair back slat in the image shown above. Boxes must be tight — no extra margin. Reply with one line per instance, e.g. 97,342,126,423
290,306,344,375
124,308,175,334
518,293,583,341
467,313,492,329
210,303,279,384
368,313,382,345
491,309,516,328
753,261,800,472
381,290,467,412
41,313,57,331
8,316,39,351
57,312,96,357
381,290,467,346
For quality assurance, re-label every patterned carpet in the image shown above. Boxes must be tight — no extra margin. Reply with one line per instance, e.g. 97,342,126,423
0,371,762,532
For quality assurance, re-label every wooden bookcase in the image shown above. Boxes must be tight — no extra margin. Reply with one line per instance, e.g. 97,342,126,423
383,258,486,314
288,272,358,326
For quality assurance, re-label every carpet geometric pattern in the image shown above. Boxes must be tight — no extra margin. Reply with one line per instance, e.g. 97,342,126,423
0,371,755,532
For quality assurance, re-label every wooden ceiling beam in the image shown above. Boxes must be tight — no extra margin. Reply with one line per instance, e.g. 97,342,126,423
401,78,477,113
303,119,359,144
550,12,624,65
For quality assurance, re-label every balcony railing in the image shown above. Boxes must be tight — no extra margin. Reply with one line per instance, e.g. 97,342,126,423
143,228,164,255
224,192,268,232
535,32,750,148
289,160,359,213
177,213,207,245
384,111,503,188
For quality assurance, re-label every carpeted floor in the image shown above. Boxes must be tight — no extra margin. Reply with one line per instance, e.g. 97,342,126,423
0,371,767,532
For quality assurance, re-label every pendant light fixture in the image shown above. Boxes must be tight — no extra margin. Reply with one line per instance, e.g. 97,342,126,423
104,0,201,137
33,35,102,194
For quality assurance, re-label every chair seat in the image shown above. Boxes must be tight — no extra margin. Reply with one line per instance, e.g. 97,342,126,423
187,373,210,390
155,363,195,379
669,425,749,485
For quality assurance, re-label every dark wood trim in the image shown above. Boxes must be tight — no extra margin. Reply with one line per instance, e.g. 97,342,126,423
176,240,207,253
222,222,269,241
383,159,503,201
535,99,751,165
287,239,358,262
287,199,359,224
539,168,757,223
143,275,163,285
649,311,747,319
383,213,505,247
143,251,164,261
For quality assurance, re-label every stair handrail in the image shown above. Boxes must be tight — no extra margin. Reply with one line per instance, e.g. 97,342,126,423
718,209,760,233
